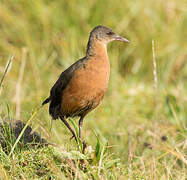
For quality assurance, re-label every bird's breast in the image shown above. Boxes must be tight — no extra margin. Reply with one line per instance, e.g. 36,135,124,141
61,55,110,116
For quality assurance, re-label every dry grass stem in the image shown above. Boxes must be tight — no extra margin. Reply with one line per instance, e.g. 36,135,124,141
14,48,27,119
0,56,13,89
152,40,158,139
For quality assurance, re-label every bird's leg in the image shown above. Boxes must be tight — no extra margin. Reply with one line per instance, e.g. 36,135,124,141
78,116,84,139
78,116,87,154
59,115,77,142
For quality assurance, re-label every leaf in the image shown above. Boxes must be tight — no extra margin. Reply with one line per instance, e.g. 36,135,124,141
94,132,101,161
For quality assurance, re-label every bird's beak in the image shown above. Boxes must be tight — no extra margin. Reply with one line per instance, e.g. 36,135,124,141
114,35,130,43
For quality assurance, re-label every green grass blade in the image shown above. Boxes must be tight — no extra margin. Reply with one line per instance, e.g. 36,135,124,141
8,106,42,157
0,56,13,89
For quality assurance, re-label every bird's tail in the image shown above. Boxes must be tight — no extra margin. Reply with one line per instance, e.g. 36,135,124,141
42,97,51,106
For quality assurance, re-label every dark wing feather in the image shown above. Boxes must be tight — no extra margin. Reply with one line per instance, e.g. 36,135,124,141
47,57,87,119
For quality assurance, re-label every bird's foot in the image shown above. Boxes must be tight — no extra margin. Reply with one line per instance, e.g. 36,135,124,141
70,135,87,154
70,134,78,143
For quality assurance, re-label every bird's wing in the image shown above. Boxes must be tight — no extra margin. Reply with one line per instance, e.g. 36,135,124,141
50,57,86,99
48,57,87,119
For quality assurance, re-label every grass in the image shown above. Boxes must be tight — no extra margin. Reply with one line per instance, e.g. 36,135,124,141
0,0,186,179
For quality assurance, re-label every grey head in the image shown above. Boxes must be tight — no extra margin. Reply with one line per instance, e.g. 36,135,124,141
89,25,130,44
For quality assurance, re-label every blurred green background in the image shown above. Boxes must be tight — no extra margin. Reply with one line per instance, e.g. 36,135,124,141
0,0,186,179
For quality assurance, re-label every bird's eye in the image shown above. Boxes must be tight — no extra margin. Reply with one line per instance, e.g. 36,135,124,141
106,31,114,35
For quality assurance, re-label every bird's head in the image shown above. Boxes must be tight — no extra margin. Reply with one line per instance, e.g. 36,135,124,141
89,25,130,44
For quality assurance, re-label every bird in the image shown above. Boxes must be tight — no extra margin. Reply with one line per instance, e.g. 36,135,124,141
42,25,129,142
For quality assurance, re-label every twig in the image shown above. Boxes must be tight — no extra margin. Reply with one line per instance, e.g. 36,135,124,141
0,56,13,88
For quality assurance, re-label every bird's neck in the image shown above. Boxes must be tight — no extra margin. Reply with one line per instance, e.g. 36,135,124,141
86,38,108,59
